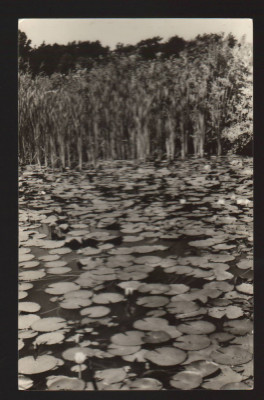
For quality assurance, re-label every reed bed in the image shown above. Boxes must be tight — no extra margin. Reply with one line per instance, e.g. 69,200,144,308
18,39,252,168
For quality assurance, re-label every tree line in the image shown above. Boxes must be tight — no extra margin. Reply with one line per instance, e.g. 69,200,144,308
18,30,253,168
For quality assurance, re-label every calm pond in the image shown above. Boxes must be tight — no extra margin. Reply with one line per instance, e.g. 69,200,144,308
18,155,253,390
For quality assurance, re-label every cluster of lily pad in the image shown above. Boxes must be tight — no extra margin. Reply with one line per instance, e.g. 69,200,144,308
19,157,253,390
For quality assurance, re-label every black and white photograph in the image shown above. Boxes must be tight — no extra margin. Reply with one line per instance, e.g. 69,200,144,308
18,18,253,391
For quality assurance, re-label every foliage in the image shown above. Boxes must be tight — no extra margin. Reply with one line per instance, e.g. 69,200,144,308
18,32,252,166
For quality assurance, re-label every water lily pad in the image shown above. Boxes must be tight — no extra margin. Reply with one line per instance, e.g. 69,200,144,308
177,321,216,335
19,269,46,281
134,256,162,264
18,374,34,390
111,331,144,346
18,329,38,339
138,283,170,295
143,331,171,344
64,290,93,299
129,378,163,390
211,346,252,365
202,365,243,389
38,254,60,262
208,306,243,319
19,253,35,262
31,317,67,332
236,259,253,270
93,292,124,304
48,267,72,275
34,331,65,345
122,349,148,362
45,282,80,295
19,291,28,300
220,382,252,390
95,368,126,384
223,319,253,335
80,306,110,318
45,260,67,268
107,344,141,356
19,314,40,330
19,260,40,269
145,347,186,366
166,301,199,315
174,335,211,351
46,375,85,390
187,360,220,377
170,370,203,389
49,247,72,255
60,297,92,309
236,283,253,295
136,296,169,308
41,240,65,249
165,284,189,295
203,281,234,292
19,302,41,313
133,317,169,331
19,355,60,374
19,282,33,291
117,281,142,291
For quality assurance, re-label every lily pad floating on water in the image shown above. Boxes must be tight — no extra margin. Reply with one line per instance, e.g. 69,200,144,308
44,261,67,268
92,292,125,304
133,317,169,331
18,375,34,390
47,267,72,275
211,346,252,366
165,284,189,295
220,382,252,390
80,306,110,318
177,320,216,335
128,378,163,390
31,317,67,332
19,269,46,281
236,259,253,270
19,291,28,300
208,306,243,319
19,302,41,313
49,247,72,255
174,335,211,351
60,297,92,309
138,283,170,295
145,347,186,366
95,368,127,385
19,355,61,375
34,331,65,346
236,283,253,295
46,375,85,390
203,281,234,292
186,360,220,377
45,282,80,295
170,370,203,390
38,254,60,262
136,296,169,308
41,240,65,249
107,344,141,356
19,260,40,269
111,331,144,346
223,319,253,335
63,290,93,299
19,314,40,330
143,331,171,344
19,282,33,291
166,301,199,315
19,253,35,262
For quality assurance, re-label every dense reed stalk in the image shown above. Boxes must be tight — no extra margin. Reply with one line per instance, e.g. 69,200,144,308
18,38,252,168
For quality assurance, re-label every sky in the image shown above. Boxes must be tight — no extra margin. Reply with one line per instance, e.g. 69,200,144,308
19,19,253,49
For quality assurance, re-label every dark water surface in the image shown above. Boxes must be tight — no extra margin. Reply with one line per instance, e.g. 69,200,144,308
18,156,253,390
